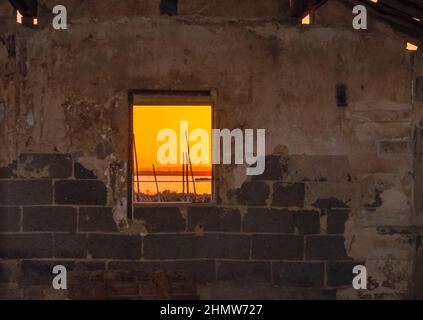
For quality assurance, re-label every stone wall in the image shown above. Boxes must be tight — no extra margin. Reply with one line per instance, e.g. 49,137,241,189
0,151,414,299
0,0,422,299
0,152,364,299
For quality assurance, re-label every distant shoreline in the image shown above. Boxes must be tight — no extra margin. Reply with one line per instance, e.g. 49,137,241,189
135,171,212,176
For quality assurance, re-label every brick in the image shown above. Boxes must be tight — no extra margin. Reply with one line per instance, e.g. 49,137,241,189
143,234,194,259
0,261,20,283
0,161,17,179
108,260,215,284
237,181,269,206
196,234,250,259
294,210,320,234
327,209,350,234
272,183,305,207
312,197,349,209
0,234,53,258
272,262,324,288
79,207,117,232
251,155,288,180
88,234,141,259
54,233,87,258
187,207,240,232
0,180,52,205
21,260,75,286
252,235,304,260
55,180,107,205
74,162,97,179
217,261,270,282
306,236,350,260
19,153,72,178
0,207,20,232
23,206,76,232
327,261,363,287
143,233,250,260
134,207,185,232
243,208,294,233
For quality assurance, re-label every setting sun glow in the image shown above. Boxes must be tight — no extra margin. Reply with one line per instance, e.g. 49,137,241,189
133,105,212,202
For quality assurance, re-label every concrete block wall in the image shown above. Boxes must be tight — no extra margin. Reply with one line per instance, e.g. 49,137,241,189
0,152,369,299
0,0,420,300
0,153,114,298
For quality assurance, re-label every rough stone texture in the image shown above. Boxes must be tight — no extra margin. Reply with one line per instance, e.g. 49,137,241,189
0,261,20,283
416,76,423,102
273,262,325,288
414,237,423,299
74,162,97,179
179,0,290,18
251,155,288,181
286,155,351,182
0,234,53,259
187,207,240,232
0,180,52,205
306,236,350,261
54,234,87,259
21,260,105,286
327,209,350,234
23,206,76,232
252,235,304,260
88,234,142,259
217,261,271,282
243,208,294,233
55,180,107,205
144,233,251,259
195,234,250,259
378,139,409,154
108,260,216,284
0,161,17,179
0,207,20,232
327,261,363,287
237,181,270,206
294,210,320,235
19,153,72,178
78,207,117,232
0,0,420,299
272,183,305,207
134,206,186,232
143,234,195,259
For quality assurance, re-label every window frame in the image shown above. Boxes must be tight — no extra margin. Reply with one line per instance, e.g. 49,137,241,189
128,90,217,218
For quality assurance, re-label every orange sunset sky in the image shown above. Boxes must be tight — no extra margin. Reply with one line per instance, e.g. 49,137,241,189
133,105,212,175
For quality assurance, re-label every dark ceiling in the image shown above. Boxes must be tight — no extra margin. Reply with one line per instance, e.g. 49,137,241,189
8,0,38,18
6,0,423,40
297,0,423,40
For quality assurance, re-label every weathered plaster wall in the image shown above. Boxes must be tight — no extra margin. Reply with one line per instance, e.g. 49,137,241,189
412,45,423,299
0,0,421,299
